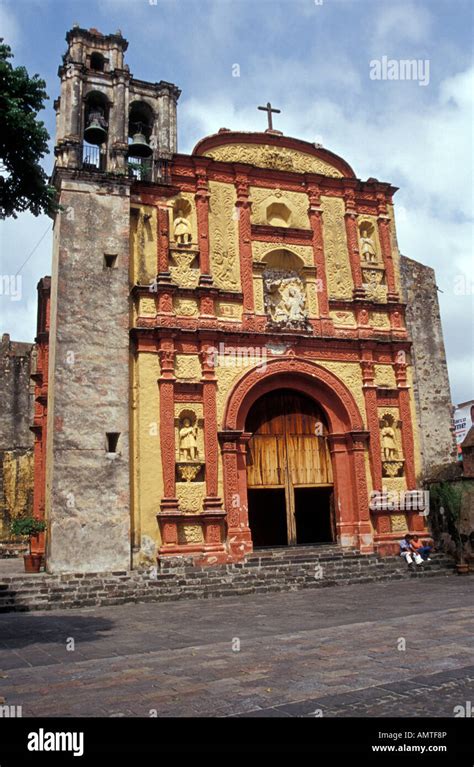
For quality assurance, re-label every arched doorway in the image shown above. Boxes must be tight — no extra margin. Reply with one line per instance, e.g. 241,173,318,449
220,357,373,560
245,389,335,547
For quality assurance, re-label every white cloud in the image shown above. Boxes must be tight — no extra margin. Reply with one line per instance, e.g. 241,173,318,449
374,1,433,45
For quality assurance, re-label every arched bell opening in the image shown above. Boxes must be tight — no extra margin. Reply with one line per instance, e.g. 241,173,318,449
89,52,105,72
128,101,154,159
82,91,109,170
83,91,109,146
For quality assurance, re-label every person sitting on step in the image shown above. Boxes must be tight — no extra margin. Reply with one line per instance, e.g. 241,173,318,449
410,535,432,561
399,534,423,570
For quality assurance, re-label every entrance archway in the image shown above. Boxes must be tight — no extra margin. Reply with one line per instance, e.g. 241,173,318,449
220,357,373,559
246,389,334,547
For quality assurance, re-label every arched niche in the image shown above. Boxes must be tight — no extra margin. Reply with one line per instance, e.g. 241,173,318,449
266,201,292,227
259,249,309,330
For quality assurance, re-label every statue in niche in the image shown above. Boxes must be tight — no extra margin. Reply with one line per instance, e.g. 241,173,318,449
179,418,199,461
173,209,192,246
264,270,309,330
360,227,378,263
380,417,398,460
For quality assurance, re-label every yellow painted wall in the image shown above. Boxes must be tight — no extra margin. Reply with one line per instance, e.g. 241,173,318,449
132,352,162,565
0,450,34,541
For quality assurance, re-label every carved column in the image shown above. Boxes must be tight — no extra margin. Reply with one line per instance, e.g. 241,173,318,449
361,359,389,538
158,342,178,522
377,194,398,301
394,362,417,490
219,430,252,560
347,431,373,553
327,433,357,549
156,204,171,281
306,180,331,332
194,160,212,287
361,360,383,487
110,72,128,173
234,169,255,322
343,186,365,299
199,342,222,510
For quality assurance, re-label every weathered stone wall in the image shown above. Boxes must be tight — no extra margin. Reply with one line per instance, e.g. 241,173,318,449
45,175,132,573
0,335,34,542
400,256,455,477
0,334,34,451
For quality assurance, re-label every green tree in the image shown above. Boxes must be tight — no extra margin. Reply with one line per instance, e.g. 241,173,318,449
0,40,59,218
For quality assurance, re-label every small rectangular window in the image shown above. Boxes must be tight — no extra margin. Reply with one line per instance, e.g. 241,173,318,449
106,432,120,453
104,253,118,268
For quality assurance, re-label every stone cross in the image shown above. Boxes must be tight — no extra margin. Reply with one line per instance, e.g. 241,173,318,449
258,102,281,131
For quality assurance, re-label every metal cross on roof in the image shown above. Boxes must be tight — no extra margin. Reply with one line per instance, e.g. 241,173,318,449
258,101,281,131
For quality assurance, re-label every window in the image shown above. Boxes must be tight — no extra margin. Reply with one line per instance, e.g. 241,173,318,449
106,433,120,453
90,52,105,72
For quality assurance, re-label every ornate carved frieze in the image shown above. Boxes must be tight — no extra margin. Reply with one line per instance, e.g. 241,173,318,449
203,143,343,176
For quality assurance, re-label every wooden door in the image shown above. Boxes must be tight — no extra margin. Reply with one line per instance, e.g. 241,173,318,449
246,389,333,545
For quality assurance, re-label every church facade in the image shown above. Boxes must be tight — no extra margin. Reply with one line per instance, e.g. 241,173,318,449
32,27,455,574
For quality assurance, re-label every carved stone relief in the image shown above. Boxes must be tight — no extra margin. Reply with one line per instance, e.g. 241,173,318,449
321,196,353,300
208,181,240,290
330,310,357,327
169,250,200,288
174,355,201,381
263,269,310,330
178,524,204,544
173,297,199,317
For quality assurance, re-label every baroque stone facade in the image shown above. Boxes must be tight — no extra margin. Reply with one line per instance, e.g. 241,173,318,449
29,26,454,572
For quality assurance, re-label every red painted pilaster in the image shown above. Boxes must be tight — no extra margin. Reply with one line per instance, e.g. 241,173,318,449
199,342,222,510
158,342,178,511
194,159,212,285
234,169,255,322
394,362,417,490
377,195,399,301
344,186,365,299
347,430,373,553
218,430,252,560
306,180,331,331
157,204,170,278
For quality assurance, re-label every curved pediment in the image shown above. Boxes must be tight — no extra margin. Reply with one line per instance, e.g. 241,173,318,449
193,131,355,178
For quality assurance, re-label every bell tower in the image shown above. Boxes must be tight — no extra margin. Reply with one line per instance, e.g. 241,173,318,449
45,28,180,573
54,25,180,179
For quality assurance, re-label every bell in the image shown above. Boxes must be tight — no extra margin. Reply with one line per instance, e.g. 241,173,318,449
128,132,152,158
84,117,107,146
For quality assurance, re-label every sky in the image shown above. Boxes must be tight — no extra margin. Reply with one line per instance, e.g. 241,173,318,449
0,0,473,404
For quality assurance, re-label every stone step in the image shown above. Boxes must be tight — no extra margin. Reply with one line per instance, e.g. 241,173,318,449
0,552,458,612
